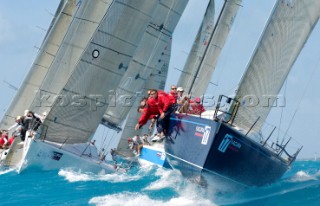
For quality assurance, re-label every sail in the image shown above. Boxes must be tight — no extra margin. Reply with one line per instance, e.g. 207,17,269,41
116,40,172,154
232,0,320,133
178,0,242,97
0,0,76,130
31,0,113,116
40,0,160,144
177,0,215,94
101,0,188,129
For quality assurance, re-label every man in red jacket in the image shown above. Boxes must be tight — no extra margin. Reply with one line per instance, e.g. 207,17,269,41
135,89,174,137
168,85,178,105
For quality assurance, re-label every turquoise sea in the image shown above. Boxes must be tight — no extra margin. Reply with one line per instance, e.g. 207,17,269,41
1,160,320,206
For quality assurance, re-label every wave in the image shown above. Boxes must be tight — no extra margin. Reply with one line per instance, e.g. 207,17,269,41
89,192,216,206
287,170,317,182
58,168,142,183
213,169,320,205
143,167,183,190
0,167,15,175
57,163,160,183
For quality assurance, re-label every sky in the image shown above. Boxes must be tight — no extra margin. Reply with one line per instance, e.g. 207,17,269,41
0,0,320,159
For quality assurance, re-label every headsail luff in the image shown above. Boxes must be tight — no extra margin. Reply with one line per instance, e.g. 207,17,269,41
116,40,172,155
40,0,160,144
30,0,113,116
0,0,76,130
101,0,188,128
178,0,242,96
233,0,320,133
177,0,215,94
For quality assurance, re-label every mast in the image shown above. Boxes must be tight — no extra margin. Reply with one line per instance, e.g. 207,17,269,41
177,0,215,94
188,0,221,95
178,0,242,97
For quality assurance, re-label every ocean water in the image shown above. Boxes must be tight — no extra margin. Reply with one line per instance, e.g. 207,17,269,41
0,160,320,206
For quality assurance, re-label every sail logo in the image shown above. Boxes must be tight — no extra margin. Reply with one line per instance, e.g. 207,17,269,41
218,134,241,153
195,126,211,145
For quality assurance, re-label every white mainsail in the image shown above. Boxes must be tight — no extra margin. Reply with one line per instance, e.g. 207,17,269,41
0,0,76,130
101,0,188,128
40,0,160,144
30,0,113,116
233,0,320,133
178,0,242,97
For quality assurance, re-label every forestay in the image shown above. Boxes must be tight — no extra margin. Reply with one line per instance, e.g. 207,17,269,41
40,0,159,144
0,0,75,130
233,0,320,133
31,0,113,116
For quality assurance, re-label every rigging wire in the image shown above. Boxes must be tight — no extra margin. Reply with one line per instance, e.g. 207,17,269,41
277,79,287,143
101,129,111,149
213,2,244,97
101,131,117,156
99,126,107,150
284,55,320,138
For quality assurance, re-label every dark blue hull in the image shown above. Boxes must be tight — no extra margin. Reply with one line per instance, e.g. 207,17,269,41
165,114,290,189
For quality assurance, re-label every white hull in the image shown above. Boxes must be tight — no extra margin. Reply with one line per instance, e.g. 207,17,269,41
139,142,171,168
17,137,117,174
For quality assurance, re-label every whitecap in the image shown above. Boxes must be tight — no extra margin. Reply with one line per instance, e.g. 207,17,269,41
0,167,15,175
89,192,216,206
143,167,183,190
58,168,143,183
288,170,317,182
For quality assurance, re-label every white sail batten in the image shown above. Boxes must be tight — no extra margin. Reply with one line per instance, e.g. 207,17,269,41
31,0,113,116
0,0,75,130
101,0,188,129
190,0,241,97
41,0,160,144
233,0,320,133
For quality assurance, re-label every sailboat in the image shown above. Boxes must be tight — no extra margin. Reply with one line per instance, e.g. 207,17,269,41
1,0,183,173
93,0,239,168
164,0,319,190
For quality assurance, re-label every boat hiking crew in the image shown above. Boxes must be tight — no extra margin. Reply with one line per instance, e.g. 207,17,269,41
188,97,205,115
128,135,144,156
25,110,42,131
137,97,157,132
7,116,29,142
0,131,14,149
135,88,176,138
134,86,205,138
168,85,178,105
6,110,43,142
